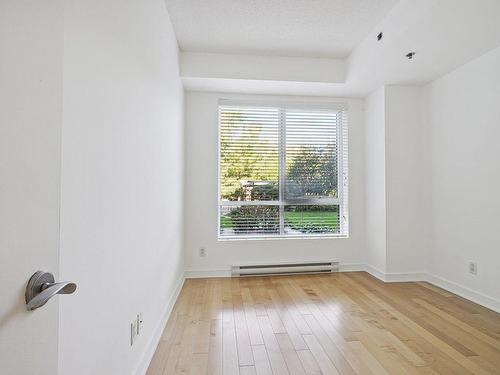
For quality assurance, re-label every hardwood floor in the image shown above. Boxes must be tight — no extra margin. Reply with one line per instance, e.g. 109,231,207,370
146,272,500,374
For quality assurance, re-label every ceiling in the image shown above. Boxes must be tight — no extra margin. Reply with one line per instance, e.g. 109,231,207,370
179,0,500,97
165,0,399,58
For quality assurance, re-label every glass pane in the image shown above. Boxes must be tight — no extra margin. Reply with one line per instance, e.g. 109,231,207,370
220,205,280,237
220,106,279,201
285,110,338,200
284,205,340,234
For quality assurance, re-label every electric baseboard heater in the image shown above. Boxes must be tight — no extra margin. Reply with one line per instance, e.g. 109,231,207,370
231,261,339,277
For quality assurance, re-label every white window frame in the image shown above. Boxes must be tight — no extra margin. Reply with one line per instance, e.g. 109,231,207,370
217,99,349,240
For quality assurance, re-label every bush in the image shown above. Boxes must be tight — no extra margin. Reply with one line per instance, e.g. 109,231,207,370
250,183,278,201
228,206,279,234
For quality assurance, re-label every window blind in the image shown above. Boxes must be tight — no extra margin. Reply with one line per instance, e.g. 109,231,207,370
219,103,348,239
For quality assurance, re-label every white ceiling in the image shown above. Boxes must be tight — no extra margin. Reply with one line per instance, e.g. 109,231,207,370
180,0,500,97
165,0,399,58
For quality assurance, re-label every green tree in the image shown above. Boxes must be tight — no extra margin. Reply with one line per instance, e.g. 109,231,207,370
285,145,337,199
220,113,278,200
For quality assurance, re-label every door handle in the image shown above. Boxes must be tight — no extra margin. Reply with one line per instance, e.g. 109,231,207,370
25,271,77,311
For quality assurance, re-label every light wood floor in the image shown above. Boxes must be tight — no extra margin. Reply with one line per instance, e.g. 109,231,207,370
146,272,500,374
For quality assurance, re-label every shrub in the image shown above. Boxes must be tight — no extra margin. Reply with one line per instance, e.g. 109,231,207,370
228,206,279,234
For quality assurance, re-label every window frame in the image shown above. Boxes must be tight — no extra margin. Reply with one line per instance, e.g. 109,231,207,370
217,99,349,240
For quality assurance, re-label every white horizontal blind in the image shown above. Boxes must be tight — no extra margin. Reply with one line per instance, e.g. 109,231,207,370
219,103,348,239
284,110,338,201
219,106,280,235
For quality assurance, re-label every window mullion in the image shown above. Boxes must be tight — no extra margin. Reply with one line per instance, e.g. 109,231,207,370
279,107,286,235
338,109,346,235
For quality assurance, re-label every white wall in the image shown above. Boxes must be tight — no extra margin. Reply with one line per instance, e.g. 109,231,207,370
423,45,500,306
59,1,184,374
364,86,426,278
184,92,365,275
0,1,63,374
364,87,387,274
384,86,425,274
181,52,346,83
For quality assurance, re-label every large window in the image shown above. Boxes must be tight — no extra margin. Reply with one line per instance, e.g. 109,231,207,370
218,101,348,239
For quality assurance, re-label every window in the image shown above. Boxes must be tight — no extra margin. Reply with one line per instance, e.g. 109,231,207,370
218,101,348,239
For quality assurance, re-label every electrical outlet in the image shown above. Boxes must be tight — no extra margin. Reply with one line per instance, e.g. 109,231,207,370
469,262,477,275
137,313,143,335
199,247,206,257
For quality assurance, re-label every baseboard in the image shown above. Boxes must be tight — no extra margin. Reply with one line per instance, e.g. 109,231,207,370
426,273,500,313
364,264,387,281
185,263,364,278
339,263,365,272
385,272,427,282
364,266,500,312
364,265,427,282
134,273,185,375
185,263,425,280
184,268,231,278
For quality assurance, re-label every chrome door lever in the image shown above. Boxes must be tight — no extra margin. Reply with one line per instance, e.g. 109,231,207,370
25,271,77,311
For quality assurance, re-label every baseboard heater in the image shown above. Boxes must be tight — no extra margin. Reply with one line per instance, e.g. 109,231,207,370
231,261,339,277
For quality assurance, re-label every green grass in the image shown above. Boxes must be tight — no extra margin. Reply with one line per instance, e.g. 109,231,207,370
220,210,339,232
285,210,339,231
220,215,233,229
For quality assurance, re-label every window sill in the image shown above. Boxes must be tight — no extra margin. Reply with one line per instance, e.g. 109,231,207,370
217,234,349,241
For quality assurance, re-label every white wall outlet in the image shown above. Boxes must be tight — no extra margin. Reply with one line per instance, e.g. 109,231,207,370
469,261,477,275
199,247,206,257
137,313,143,335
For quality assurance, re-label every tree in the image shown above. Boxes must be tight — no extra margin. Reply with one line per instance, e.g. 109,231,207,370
285,145,337,199
220,112,278,200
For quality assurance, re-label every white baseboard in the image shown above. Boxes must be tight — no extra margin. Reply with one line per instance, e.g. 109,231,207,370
426,273,500,313
364,266,499,312
364,265,426,282
185,264,423,281
184,268,231,278
184,263,364,278
385,272,427,282
339,263,365,272
364,264,387,281
134,273,185,375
